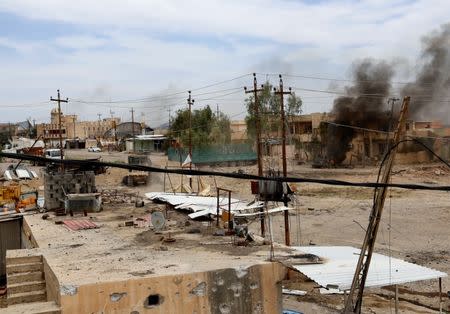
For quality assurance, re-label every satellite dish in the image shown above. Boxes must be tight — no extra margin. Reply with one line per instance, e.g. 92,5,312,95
151,212,166,231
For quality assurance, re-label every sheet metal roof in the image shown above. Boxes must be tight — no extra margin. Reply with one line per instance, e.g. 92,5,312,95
292,246,447,291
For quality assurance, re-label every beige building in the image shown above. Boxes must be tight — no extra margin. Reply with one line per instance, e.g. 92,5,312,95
37,108,120,146
230,120,247,142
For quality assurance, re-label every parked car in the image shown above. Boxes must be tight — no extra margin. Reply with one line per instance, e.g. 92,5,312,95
87,147,101,152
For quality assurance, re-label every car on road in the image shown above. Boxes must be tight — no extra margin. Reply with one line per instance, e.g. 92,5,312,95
87,147,101,152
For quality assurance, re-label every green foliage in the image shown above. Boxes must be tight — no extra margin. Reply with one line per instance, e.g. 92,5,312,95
168,105,231,147
245,81,302,140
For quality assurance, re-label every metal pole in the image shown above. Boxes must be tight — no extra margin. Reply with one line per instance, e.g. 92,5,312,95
216,188,220,227
439,277,442,314
188,91,194,189
394,285,399,314
228,191,232,231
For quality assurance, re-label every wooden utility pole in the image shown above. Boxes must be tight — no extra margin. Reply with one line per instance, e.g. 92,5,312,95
187,91,194,189
167,106,172,128
130,108,136,152
50,89,68,166
245,73,265,236
344,96,410,314
97,113,102,138
274,74,292,246
244,73,264,177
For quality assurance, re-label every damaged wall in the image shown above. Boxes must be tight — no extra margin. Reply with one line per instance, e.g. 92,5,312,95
58,263,285,314
44,171,96,210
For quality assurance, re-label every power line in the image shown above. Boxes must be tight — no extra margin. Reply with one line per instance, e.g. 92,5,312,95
2,152,450,192
259,72,442,87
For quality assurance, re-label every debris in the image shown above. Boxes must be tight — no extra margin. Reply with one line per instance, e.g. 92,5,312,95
214,229,226,236
41,213,49,220
282,288,307,296
124,221,134,227
133,215,151,228
319,287,344,295
246,233,265,245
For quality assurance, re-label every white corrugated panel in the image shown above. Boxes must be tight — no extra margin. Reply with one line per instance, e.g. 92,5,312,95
292,246,447,291
16,169,31,179
146,192,266,219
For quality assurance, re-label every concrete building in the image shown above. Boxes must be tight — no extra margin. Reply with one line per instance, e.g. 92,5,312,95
289,112,450,165
36,108,120,147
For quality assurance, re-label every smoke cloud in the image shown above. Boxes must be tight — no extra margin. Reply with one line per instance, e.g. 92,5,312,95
402,23,450,123
327,59,394,164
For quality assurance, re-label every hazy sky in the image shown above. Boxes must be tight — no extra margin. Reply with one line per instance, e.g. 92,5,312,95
0,0,449,126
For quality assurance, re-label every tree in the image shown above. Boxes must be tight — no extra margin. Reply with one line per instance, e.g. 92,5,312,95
168,105,231,147
244,81,302,140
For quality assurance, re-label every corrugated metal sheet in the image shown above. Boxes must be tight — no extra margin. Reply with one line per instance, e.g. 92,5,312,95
145,192,256,215
15,169,32,179
292,246,447,291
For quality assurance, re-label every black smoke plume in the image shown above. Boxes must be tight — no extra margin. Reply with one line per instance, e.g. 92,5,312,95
327,59,394,164
402,23,450,122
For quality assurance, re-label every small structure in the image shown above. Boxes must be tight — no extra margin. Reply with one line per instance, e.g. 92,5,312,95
126,135,167,153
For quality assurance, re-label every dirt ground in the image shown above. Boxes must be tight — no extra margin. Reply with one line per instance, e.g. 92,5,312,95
1,149,449,313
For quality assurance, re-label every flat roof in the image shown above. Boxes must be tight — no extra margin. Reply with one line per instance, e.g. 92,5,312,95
21,204,293,288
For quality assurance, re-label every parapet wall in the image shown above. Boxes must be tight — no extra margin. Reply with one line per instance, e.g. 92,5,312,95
59,262,286,314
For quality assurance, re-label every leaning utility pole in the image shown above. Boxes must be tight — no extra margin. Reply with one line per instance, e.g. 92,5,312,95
245,73,265,237
344,96,410,314
187,91,194,189
274,74,292,246
50,89,68,167
130,108,136,153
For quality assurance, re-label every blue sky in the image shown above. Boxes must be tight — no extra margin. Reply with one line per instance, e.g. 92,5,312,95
0,0,448,126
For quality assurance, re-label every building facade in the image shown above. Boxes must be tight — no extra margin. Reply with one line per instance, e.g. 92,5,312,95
36,108,120,147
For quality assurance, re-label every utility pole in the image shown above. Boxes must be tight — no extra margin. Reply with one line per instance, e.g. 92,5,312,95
130,108,135,153
110,109,117,144
97,113,103,140
187,91,194,189
344,97,410,313
167,106,172,128
274,74,292,246
50,89,68,167
216,104,219,117
244,73,265,236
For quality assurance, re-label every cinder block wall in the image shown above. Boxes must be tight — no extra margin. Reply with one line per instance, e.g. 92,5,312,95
44,171,96,210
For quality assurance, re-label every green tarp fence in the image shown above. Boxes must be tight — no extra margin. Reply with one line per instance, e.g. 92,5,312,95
167,144,256,164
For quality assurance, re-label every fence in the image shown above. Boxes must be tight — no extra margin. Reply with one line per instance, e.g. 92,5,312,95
167,143,256,165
